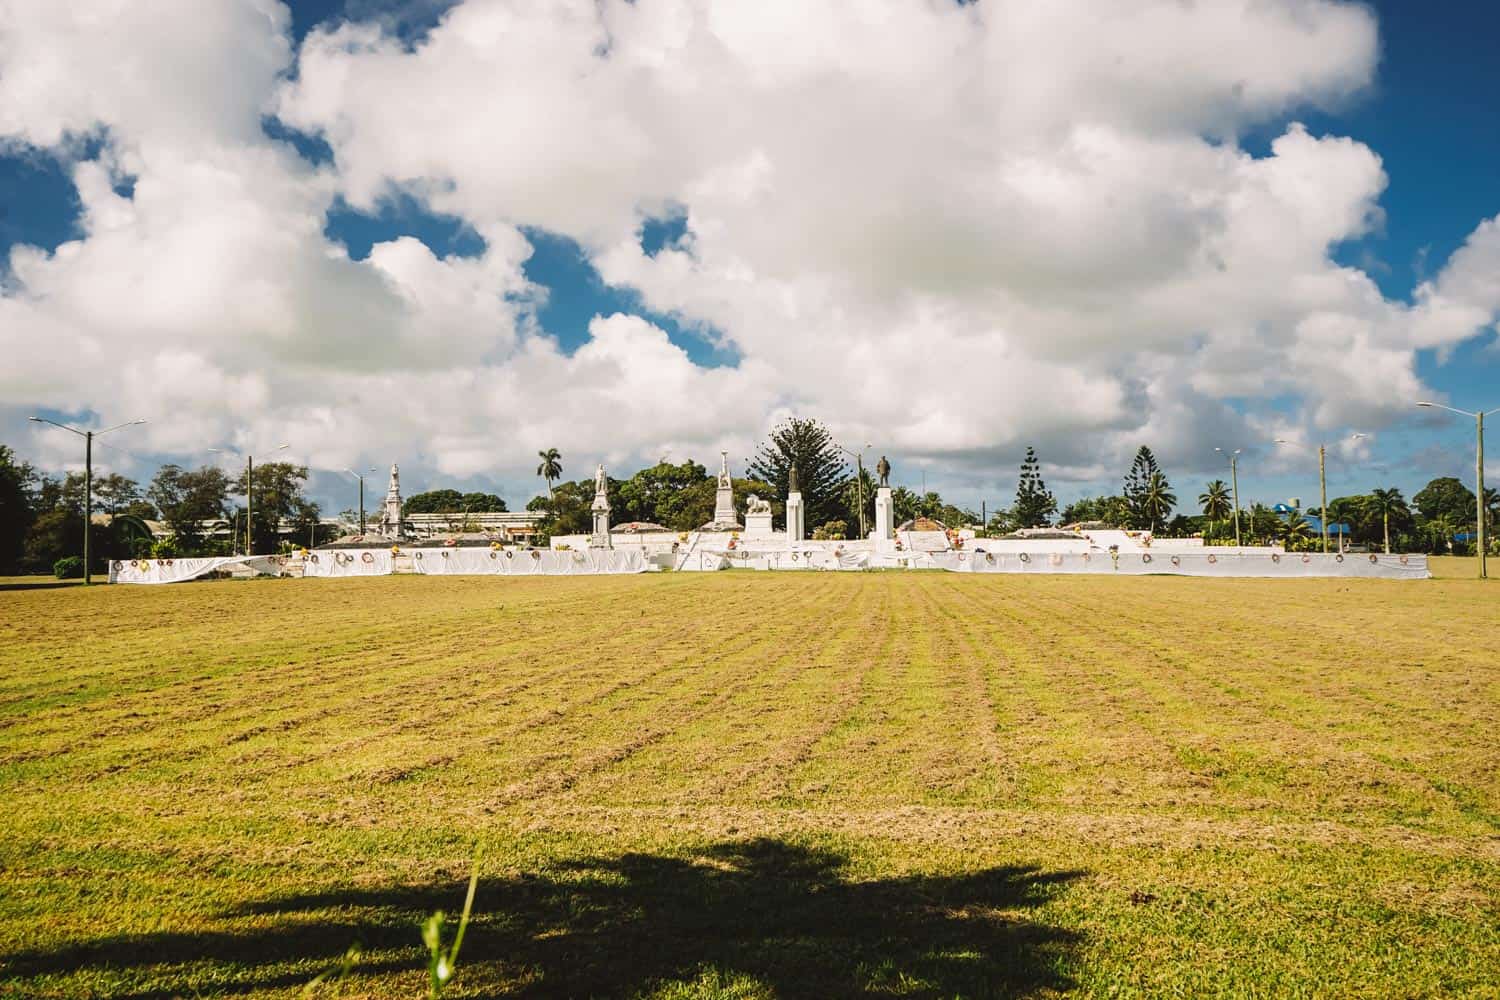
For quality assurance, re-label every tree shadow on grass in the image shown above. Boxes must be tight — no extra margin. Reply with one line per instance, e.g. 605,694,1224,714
3,839,1084,998
0,578,81,592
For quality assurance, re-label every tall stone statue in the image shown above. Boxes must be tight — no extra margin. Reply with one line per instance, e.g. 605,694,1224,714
379,463,404,539
590,463,611,547
717,450,732,488
876,455,891,488
788,464,799,494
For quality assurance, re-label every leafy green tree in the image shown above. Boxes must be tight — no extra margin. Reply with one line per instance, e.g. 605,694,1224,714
1413,477,1476,526
1059,495,1131,527
1247,503,1281,545
615,460,709,526
94,473,141,515
22,509,84,571
403,490,508,516
0,445,38,571
748,417,849,531
529,478,595,538
1012,447,1056,528
536,448,562,498
984,508,1015,535
1425,513,1459,553
1199,480,1231,521
232,462,318,553
148,464,230,552
404,490,465,515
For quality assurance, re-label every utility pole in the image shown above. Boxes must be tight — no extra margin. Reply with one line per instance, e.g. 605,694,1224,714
28,416,146,585
1417,402,1495,579
835,442,872,539
1481,409,1488,580
1318,444,1328,554
85,431,93,580
1276,434,1366,554
245,454,254,556
1231,454,1241,546
1216,447,1242,547
855,452,867,539
346,468,375,534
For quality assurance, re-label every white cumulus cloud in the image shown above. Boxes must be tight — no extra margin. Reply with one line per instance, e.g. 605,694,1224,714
3,0,1499,504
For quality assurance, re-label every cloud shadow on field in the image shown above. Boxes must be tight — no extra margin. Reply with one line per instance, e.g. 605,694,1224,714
2,839,1083,998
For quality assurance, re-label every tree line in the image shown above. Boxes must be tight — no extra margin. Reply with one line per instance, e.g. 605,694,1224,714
0,446,331,574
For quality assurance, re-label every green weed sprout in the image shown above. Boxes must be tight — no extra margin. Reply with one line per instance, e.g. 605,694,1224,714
302,944,361,995
424,852,481,998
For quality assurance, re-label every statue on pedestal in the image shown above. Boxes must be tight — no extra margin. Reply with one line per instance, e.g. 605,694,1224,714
378,463,405,539
590,463,611,547
876,455,891,488
703,450,740,530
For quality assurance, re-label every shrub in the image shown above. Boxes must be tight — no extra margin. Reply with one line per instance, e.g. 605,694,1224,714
53,556,84,579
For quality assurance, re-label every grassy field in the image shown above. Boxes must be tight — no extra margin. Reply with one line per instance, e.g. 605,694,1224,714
0,565,1496,998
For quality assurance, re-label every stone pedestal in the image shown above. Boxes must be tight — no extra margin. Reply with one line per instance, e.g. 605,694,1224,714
591,503,611,548
786,491,805,543
875,487,894,541
745,510,773,537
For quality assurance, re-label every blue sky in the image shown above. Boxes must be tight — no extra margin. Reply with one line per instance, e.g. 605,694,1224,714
2,0,1497,518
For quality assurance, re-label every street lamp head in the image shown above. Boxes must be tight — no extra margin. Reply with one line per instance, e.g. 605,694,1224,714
1416,401,1434,408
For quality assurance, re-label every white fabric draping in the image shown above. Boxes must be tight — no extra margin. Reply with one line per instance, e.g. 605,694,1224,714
301,549,395,578
108,555,287,585
678,547,935,571
934,550,1429,578
410,547,650,575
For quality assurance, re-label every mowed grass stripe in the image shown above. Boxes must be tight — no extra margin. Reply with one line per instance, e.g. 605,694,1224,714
1007,577,1500,831
0,572,1496,1000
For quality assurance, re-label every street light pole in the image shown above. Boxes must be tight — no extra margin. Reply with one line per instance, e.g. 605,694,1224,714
28,416,146,585
1417,402,1497,580
346,468,377,534
1215,447,1242,546
211,443,289,556
835,442,872,539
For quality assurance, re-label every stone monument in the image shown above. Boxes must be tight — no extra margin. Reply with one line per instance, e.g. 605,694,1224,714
590,463,611,548
744,494,773,537
701,451,742,530
378,464,405,539
874,455,894,541
785,464,805,543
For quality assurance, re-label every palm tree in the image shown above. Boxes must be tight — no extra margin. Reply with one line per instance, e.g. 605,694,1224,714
1278,509,1313,550
1364,487,1406,555
536,448,562,499
1199,479,1231,521
1142,472,1177,533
